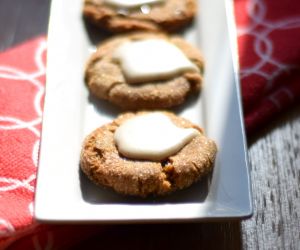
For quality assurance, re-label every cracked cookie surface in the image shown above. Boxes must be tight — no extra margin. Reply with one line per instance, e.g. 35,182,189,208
80,111,217,197
83,0,197,33
85,32,204,110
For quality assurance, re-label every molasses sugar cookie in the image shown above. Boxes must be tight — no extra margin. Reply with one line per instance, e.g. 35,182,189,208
85,32,204,109
80,111,217,197
83,0,197,33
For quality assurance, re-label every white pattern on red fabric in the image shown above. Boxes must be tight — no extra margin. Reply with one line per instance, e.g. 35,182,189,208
235,0,300,133
0,117,41,136
237,0,300,95
0,68,45,117
0,219,15,237
0,174,36,192
0,38,46,242
281,87,295,101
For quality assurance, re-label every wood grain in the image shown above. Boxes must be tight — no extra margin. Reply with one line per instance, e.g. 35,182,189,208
243,105,300,250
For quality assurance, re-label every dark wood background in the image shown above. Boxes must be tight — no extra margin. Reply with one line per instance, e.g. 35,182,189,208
1,0,299,249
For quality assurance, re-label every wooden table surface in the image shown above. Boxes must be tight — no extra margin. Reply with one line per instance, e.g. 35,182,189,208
1,0,299,249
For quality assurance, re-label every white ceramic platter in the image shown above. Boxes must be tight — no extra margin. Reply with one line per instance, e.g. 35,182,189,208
35,0,252,222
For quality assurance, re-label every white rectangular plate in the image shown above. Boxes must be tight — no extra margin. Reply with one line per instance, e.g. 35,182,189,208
35,0,252,222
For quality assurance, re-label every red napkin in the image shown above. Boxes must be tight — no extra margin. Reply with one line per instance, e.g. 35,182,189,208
0,37,45,249
0,36,105,250
0,0,299,248
235,0,300,133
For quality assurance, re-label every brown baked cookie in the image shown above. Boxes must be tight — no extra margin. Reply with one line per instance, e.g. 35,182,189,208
80,111,217,197
85,32,204,110
83,0,197,33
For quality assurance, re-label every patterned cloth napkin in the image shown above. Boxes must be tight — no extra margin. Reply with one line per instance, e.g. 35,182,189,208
235,0,300,133
0,0,299,248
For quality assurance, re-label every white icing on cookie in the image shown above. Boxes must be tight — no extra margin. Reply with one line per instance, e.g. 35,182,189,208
114,113,200,161
104,0,164,8
112,39,199,84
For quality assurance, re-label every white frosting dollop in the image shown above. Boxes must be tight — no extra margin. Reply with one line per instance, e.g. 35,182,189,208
103,0,164,8
112,39,199,84
114,113,200,161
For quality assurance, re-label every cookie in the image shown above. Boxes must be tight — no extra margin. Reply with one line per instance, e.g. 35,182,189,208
80,111,217,197
85,32,204,109
83,0,197,33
